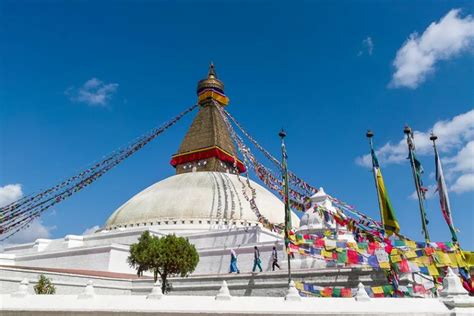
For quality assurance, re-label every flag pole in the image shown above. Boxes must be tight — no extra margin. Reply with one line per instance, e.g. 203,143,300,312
404,126,430,244
279,128,292,285
366,130,385,229
367,131,401,295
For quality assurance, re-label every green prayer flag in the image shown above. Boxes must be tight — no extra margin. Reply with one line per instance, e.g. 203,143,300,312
337,250,348,263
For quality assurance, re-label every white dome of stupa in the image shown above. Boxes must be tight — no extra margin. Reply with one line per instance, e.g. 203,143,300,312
105,171,300,229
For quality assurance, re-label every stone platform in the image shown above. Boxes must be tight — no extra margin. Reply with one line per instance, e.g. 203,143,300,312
1,266,389,297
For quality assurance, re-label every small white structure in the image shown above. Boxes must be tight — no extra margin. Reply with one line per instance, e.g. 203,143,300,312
354,282,371,302
215,280,232,301
298,187,355,243
10,278,30,298
284,280,301,302
147,281,163,300
77,281,95,299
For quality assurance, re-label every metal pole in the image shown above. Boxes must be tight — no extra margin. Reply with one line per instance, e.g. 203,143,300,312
366,130,385,229
279,128,292,285
404,126,430,244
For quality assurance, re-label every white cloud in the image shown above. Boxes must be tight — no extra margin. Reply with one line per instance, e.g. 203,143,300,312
445,141,474,173
2,219,56,246
358,37,374,56
0,184,23,207
390,9,474,88
66,78,119,106
0,184,56,248
82,225,100,235
356,109,474,194
451,173,474,193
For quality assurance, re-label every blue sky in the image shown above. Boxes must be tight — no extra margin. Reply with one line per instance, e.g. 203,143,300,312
1,1,473,248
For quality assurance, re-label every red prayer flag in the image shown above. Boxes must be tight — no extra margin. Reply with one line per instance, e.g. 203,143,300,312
322,287,333,297
424,247,435,256
368,242,377,254
341,288,352,297
315,238,325,248
399,259,410,273
347,249,359,264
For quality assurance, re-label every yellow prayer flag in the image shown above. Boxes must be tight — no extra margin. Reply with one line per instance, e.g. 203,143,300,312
372,286,384,294
379,262,391,269
390,255,402,263
404,250,417,259
322,249,333,259
406,240,417,249
435,251,451,266
428,264,439,276
455,253,467,268
374,166,400,235
449,253,458,267
347,242,357,249
295,282,304,291
419,256,432,266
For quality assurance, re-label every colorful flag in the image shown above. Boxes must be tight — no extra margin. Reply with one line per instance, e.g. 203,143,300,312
406,131,430,242
434,146,458,242
371,149,400,235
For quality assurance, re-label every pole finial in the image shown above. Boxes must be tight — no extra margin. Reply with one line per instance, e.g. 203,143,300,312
403,125,412,135
279,128,286,139
366,130,374,138
208,62,216,78
430,132,438,142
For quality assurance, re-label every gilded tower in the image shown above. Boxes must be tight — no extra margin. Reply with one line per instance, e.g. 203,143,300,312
170,64,245,174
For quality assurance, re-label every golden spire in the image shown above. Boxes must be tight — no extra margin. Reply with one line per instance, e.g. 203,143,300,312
197,62,225,94
171,64,242,174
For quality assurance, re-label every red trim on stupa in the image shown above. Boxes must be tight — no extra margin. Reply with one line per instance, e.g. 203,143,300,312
170,147,246,173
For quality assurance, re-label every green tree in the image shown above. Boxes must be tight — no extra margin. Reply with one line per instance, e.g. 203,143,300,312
34,274,56,295
128,232,199,293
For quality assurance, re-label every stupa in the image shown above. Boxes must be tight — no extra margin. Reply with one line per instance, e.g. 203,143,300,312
0,65,301,275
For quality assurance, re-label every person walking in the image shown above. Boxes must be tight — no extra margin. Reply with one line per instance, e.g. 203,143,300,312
229,249,240,274
271,246,281,271
252,246,263,273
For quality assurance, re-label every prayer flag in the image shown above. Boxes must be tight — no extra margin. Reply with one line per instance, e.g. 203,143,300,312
375,248,389,263
370,149,400,235
347,249,359,264
434,146,458,242
406,240,417,249
325,239,337,250
427,264,439,276
368,255,379,268
322,287,333,297
390,254,402,263
398,259,410,273
382,285,394,296
341,288,352,298
322,249,333,259
337,250,348,264
379,262,391,269
372,286,384,297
